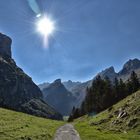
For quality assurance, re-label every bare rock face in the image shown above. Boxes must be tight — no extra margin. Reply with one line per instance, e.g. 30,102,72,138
0,33,62,120
96,59,140,82
118,59,140,75
42,79,77,115
96,66,117,82
0,33,11,57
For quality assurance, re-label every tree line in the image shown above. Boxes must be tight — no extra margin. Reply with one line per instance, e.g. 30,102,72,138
68,71,140,121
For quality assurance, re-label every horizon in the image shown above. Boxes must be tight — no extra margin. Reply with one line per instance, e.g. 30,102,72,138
37,57,140,84
0,0,140,84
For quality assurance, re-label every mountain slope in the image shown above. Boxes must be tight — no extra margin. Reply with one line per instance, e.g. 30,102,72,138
0,33,62,120
68,80,92,106
42,79,76,116
96,66,117,82
0,108,64,140
97,59,140,82
74,90,140,140
63,80,81,92
118,59,140,81
39,58,140,110
38,82,50,90
119,58,140,76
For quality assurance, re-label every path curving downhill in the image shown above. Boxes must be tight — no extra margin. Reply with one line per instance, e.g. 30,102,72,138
54,124,81,140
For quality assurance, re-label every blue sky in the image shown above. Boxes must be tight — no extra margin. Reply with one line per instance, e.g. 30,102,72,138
0,0,140,84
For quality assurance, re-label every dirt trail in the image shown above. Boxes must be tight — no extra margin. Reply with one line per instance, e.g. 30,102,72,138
54,124,81,140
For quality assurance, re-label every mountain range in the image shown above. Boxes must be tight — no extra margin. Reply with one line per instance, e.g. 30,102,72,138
42,79,76,115
39,58,140,115
0,33,62,120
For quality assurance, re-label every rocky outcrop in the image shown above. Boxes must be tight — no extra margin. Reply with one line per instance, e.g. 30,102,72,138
96,59,140,82
118,59,140,81
63,80,81,91
42,79,76,115
0,33,62,120
96,66,117,82
0,33,11,57
119,59,140,75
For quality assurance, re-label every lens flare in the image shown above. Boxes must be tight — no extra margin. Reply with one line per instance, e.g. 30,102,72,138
36,16,55,37
36,13,41,18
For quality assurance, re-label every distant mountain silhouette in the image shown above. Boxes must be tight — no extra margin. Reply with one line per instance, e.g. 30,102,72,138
63,80,81,91
118,59,140,81
42,79,76,115
39,58,140,109
39,82,50,90
0,33,62,120
95,66,117,82
97,58,140,82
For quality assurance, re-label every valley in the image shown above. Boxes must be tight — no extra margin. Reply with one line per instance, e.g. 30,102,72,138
0,90,139,140
0,33,140,140
0,0,140,139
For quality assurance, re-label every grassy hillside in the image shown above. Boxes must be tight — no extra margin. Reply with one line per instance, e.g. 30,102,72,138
74,90,140,140
0,108,64,140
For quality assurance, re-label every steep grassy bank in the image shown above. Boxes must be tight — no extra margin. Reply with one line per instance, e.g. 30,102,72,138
0,108,64,140
74,90,140,140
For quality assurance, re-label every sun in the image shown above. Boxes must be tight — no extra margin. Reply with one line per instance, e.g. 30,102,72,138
36,16,55,37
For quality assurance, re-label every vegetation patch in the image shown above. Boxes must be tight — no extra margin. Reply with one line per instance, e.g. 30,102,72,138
74,90,140,140
0,108,64,140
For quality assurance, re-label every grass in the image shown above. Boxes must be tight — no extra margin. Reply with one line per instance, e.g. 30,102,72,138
0,91,140,140
0,108,64,140
74,90,140,140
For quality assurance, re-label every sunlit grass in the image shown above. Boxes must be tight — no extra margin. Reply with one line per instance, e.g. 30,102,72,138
74,90,140,140
0,108,64,140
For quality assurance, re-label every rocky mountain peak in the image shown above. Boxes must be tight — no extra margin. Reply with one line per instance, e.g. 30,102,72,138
102,66,116,74
0,33,12,58
67,80,73,83
42,78,76,115
119,58,140,75
54,79,61,83
123,58,140,70
96,66,117,81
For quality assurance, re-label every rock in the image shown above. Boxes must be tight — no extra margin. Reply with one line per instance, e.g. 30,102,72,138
117,111,128,119
42,79,77,115
54,79,62,84
123,131,127,134
0,33,62,120
0,33,11,57
117,108,128,119
96,66,117,82
118,59,140,75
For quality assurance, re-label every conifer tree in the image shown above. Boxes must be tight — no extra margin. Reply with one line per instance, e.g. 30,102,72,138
130,71,140,93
